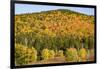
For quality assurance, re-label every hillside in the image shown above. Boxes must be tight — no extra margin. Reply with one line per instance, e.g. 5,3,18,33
15,9,95,65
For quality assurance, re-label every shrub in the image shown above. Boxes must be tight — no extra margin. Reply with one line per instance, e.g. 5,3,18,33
66,48,78,62
49,50,55,59
41,48,50,60
78,48,87,61
15,44,37,65
31,47,37,61
57,50,64,57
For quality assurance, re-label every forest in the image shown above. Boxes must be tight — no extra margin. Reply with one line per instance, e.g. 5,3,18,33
15,9,95,66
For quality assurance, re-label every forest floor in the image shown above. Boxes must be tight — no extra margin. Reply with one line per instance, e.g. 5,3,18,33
32,57,66,65
31,56,94,65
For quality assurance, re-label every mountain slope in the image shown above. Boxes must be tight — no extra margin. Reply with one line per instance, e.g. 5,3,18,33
15,9,94,49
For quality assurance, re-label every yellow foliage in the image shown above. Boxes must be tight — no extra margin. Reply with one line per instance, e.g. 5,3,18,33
66,48,78,62
49,50,55,59
42,48,50,60
78,48,87,61
15,44,37,65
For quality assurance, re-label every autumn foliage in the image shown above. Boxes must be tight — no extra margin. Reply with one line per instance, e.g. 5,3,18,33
15,44,37,65
15,9,95,65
